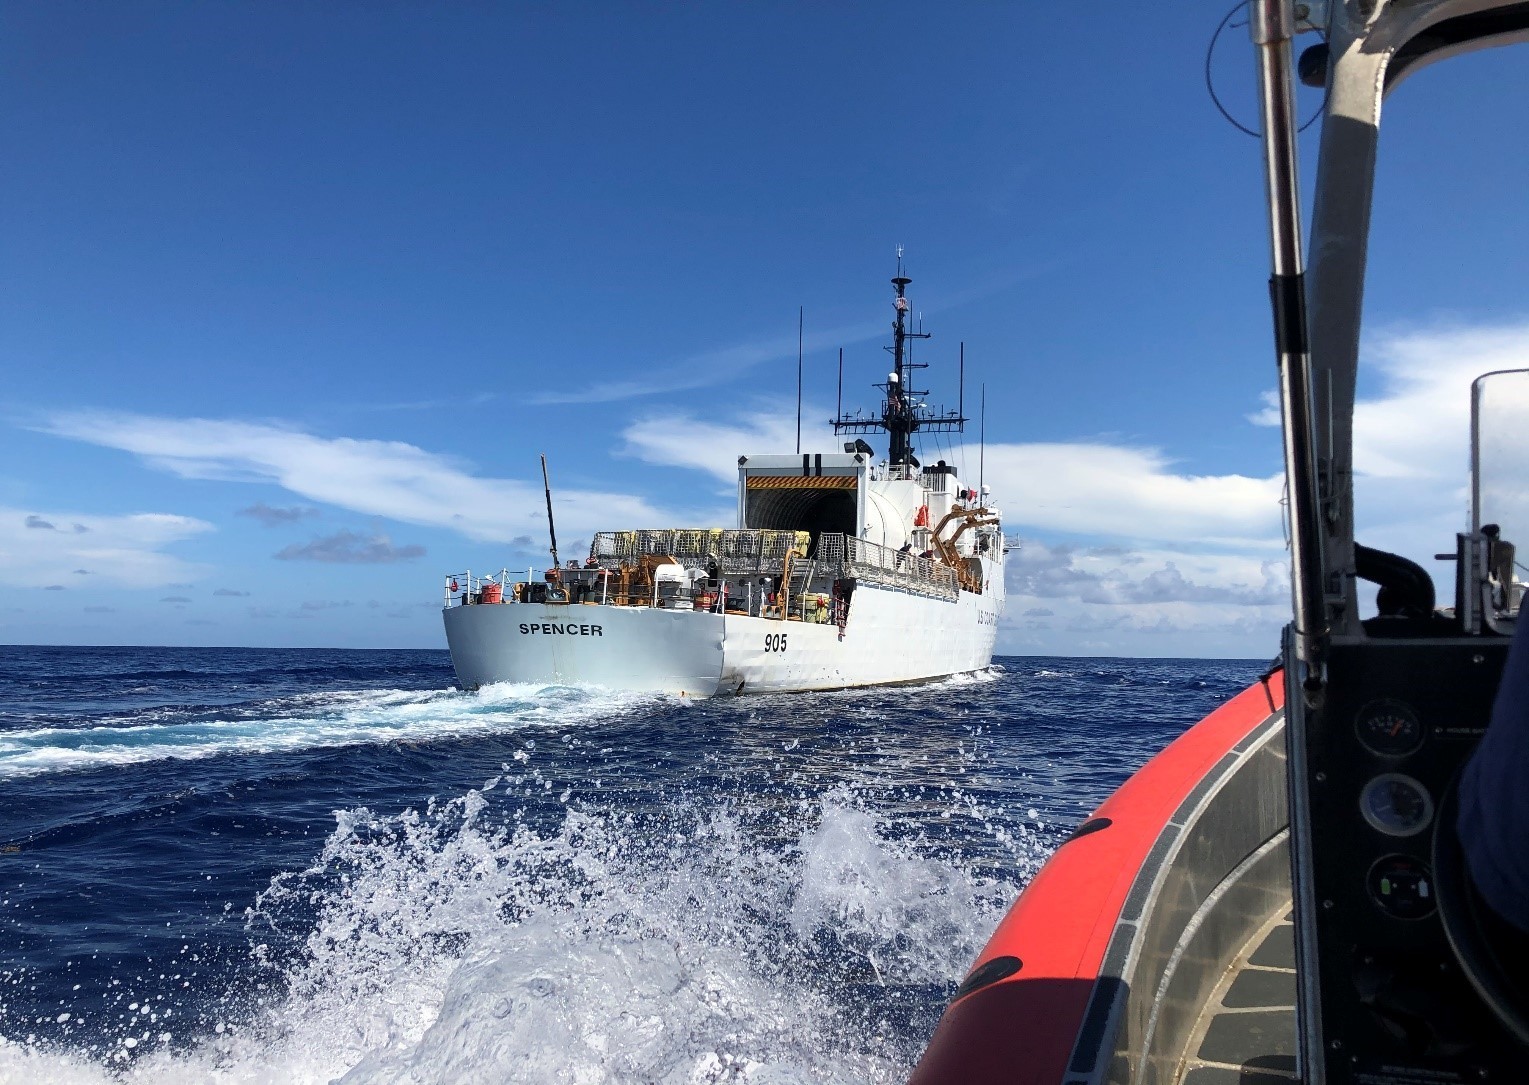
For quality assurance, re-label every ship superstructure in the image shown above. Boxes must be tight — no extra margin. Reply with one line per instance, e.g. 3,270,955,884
441,269,1010,696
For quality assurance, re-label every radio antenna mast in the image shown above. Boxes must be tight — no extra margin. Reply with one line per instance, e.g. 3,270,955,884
836,346,844,422
979,383,986,496
796,306,804,454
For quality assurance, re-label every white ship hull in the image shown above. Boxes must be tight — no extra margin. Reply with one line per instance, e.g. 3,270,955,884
444,558,1003,698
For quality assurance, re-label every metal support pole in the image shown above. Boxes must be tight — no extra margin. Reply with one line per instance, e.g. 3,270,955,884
1253,0,1327,690
540,454,560,571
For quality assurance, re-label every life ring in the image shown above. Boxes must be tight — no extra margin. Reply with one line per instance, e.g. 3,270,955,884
914,505,930,527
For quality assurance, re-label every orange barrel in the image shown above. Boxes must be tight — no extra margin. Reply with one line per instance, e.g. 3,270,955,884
481,583,503,604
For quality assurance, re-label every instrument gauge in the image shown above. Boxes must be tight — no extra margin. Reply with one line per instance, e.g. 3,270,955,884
1359,773,1434,837
1354,699,1424,758
1367,855,1435,920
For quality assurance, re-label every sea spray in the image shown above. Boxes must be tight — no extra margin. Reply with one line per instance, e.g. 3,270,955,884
2,648,1260,1083
1,782,1031,1083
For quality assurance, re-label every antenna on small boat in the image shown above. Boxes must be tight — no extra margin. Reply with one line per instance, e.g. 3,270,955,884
796,306,804,454
539,453,560,570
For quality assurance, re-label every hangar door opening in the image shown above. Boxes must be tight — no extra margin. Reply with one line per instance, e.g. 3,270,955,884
743,477,857,557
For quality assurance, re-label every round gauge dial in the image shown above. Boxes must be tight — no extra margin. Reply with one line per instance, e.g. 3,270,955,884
1367,855,1435,920
1359,773,1434,837
1354,699,1424,758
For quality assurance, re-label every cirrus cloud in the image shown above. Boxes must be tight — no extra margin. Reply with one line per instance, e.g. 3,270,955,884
0,506,212,589
621,406,1284,547
36,412,721,543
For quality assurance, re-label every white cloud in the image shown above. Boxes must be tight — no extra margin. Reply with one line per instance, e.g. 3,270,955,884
1350,323,1529,579
1351,323,1529,481
1008,540,1288,608
1247,322,1529,575
533,319,885,405
37,412,720,543
531,272,1025,407
624,406,1284,546
999,322,1529,645
972,443,1283,547
1249,321,1529,487
621,404,842,484
1247,390,1281,427
1000,541,1290,657
0,506,212,589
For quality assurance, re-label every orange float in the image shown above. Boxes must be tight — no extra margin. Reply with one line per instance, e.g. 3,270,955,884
909,677,1285,1085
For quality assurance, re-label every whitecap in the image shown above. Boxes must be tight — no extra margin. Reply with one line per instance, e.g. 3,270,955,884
0,684,658,780
1,787,1029,1083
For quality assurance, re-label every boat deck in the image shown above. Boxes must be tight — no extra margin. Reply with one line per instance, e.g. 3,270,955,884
1176,903,1298,1084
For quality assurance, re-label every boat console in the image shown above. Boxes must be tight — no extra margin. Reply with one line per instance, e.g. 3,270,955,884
1282,374,1529,1080
1288,637,1517,1077
1255,1,1529,1079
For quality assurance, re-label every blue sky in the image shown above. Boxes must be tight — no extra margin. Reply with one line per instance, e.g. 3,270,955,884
3,3,1527,656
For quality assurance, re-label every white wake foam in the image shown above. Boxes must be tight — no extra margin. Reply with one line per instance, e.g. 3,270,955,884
0,785,1035,1083
0,684,657,779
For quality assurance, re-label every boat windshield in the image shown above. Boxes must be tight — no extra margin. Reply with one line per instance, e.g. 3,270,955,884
1472,369,1529,610
1342,42,1529,624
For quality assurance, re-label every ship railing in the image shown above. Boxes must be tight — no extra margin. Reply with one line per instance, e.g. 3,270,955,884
442,569,514,608
587,528,812,574
813,531,847,568
868,462,922,482
843,536,960,601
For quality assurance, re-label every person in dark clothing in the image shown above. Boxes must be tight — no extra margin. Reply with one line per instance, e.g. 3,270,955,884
1458,622,1529,932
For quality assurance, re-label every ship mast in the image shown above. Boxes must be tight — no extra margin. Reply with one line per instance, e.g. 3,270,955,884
884,270,926,465
832,256,966,467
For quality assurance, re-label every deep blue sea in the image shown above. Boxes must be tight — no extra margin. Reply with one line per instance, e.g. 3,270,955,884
0,647,1266,1083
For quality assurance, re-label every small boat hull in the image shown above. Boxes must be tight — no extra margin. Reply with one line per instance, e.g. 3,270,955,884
910,677,1288,1084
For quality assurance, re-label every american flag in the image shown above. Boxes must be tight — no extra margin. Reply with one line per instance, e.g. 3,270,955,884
894,297,909,311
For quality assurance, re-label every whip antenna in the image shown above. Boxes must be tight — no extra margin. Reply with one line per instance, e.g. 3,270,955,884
796,306,804,454
836,346,844,423
540,453,560,569
979,383,986,496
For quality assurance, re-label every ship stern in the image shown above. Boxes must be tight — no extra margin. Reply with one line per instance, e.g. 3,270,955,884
443,603,726,697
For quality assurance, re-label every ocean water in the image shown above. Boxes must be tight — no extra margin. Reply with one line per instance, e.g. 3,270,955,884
0,646,1266,1083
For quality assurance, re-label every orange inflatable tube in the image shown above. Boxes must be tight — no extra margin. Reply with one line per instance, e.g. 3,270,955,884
909,677,1285,1084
